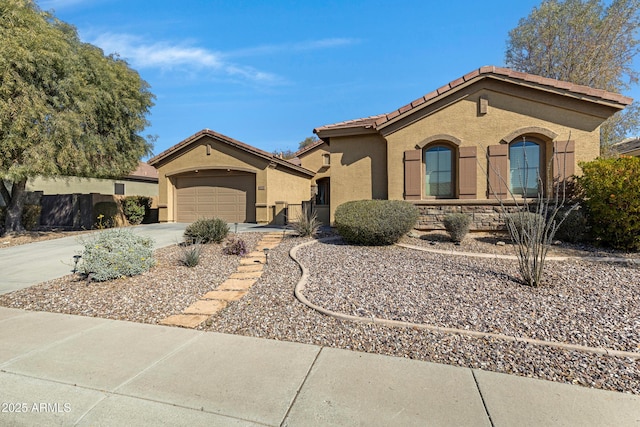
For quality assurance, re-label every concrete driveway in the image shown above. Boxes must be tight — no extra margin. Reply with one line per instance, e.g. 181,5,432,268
0,223,288,295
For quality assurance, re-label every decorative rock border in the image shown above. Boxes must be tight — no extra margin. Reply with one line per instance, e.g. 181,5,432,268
159,232,284,328
290,237,640,360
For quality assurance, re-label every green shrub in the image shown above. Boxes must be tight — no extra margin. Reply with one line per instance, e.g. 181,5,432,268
178,241,203,267
21,204,41,231
93,201,118,229
222,237,248,256
443,213,471,243
80,229,155,281
0,205,41,231
184,217,229,244
335,200,419,246
554,207,588,243
292,206,321,237
577,156,640,251
121,196,151,225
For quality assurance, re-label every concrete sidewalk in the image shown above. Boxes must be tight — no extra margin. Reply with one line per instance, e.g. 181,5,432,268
1,308,639,426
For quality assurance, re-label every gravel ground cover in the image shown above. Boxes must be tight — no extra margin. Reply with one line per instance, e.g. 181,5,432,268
0,233,262,324
205,236,639,395
401,230,640,259
1,230,638,394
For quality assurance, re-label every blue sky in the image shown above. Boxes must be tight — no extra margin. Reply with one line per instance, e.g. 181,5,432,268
38,0,640,157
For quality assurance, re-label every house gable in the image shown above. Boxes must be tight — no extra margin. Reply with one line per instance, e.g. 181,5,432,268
150,129,314,224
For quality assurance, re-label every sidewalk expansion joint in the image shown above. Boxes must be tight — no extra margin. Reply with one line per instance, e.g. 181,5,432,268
472,369,495,427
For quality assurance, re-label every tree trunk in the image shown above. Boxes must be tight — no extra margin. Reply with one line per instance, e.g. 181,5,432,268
3,179,27,234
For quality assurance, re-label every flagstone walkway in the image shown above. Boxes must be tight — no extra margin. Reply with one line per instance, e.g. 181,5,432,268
159,232,284,328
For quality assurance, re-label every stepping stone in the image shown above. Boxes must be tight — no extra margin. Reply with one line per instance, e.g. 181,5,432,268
218,278,256,291
247,251,268,258
184,299,227,315
159,314,209,328
230,271,262,279
240,257,265,265
202,290,247,301
236,264,263,272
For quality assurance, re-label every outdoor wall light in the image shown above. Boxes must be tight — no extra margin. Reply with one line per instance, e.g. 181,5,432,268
263,247,270,265
72,254,82,273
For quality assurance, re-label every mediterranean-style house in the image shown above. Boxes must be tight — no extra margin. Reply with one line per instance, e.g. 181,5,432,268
150,66,632,230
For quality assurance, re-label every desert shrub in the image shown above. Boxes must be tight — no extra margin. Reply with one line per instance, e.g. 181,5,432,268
292,205,321,237
93,201,118,229
222,237,248,256
121,196,151,225
577,156,640,251
442,213,471,243
0,205,41,231
554,207,588,243
184,217,229,244
505,211,546,244
178,240,203,267
80,229,155,281
335,200,419,246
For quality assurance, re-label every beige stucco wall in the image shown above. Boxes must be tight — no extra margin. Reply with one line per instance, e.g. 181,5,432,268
298,143,331,184
27,176,158,197
328,134,388,222
154,135,312,223
384,84,604,201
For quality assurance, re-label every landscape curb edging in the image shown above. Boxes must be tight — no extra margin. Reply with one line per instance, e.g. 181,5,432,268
396,242,640,264
290,237,640,360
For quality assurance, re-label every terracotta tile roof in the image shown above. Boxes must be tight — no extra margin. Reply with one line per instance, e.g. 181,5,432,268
313,114,386,134
314,66,633,134
127,161,158,181
148,129,315,176
293,139,325,157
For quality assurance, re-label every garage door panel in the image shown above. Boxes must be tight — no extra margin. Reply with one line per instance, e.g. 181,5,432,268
175,173,255,223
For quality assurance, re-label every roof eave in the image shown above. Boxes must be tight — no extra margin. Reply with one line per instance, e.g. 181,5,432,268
314,126,379,139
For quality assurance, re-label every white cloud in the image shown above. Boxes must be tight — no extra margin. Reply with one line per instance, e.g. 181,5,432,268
227,38,359,58
91,33,281,84
90,33,357,85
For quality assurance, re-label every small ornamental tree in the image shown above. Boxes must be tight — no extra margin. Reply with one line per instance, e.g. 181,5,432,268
577,156,640,251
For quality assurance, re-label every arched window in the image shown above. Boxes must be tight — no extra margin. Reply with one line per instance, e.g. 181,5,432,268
425,145,453,197
509,140,540,197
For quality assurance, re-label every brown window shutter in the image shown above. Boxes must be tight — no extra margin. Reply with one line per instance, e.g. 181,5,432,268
487,144,508,199
458,146,477,199
404,149,422,200
553,140,575,184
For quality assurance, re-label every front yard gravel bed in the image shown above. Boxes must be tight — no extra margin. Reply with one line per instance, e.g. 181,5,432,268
299,241,639,352
0,233,262,324
204,236,639,395
401,231,640,259
1,231,638,394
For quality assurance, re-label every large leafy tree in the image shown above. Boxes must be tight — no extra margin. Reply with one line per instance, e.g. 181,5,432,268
0,0,154,233
505,0,640,149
